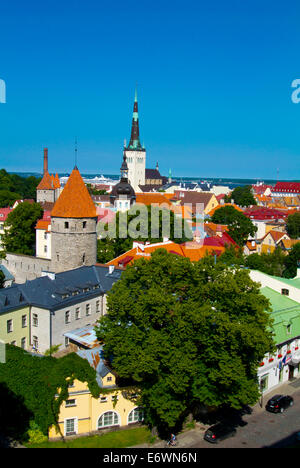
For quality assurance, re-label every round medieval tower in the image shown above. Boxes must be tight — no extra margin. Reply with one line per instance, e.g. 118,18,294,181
50,166,97,273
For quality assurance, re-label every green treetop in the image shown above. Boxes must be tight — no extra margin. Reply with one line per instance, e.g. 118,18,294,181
95,250,275,434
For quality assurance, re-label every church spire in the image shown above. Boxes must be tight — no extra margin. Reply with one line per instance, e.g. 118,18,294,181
127,86,143,151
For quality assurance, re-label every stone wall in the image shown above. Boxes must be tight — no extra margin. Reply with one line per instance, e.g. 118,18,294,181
36,189,55,204
2,252,51,284
51,217,97,273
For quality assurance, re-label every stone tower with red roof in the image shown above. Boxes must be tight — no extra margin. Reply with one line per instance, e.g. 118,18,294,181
36,148,61,204
50,166,97,273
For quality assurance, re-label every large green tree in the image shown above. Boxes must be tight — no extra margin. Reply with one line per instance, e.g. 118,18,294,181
0,169,41,207
2,202,43,256
286,212,300,239
0,345,100,440
283,243,300,278
224,185,257,207
95,250,275,433
211,205,257,246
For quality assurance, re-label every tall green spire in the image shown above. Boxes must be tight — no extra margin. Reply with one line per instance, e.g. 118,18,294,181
127,86,143,151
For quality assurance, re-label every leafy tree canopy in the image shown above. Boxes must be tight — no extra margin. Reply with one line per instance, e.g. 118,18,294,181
2,202,43,256
283,243,300,278
211,205,257,246
0,169,41,207
224,185,257,207
286,212,300,239
0,345,100,440
95,250,275,432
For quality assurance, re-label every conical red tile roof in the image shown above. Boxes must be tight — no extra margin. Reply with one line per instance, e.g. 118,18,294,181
51,167,97,218
37,171,55,190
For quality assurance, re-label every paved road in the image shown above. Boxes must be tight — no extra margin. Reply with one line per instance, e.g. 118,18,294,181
189,389,300,448
134,379,300,449
190,390,300,448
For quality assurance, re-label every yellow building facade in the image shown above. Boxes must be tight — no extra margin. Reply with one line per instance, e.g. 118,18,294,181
48,377,143,439
0,305,30,349
260,231,290,255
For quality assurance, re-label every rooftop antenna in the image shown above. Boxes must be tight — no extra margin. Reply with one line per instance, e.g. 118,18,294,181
75,136,78,169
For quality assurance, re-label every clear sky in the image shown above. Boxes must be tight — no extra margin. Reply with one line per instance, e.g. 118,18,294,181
0,0,300,180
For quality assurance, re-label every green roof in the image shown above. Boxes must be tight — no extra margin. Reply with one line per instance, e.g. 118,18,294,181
269,275,300,290
260,286,300,344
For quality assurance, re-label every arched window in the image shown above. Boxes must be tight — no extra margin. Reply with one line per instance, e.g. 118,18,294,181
128,407,144,424
98,411,119,429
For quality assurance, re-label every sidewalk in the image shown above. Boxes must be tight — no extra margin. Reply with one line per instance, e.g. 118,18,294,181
132,377,300,448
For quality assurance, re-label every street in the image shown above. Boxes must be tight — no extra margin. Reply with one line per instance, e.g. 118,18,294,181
188,387,300,448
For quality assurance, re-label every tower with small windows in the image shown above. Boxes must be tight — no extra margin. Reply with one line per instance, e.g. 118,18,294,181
124,87,146,191
50,166,97,273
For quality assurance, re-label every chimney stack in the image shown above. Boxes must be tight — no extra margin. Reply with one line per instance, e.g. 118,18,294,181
43,148,48,175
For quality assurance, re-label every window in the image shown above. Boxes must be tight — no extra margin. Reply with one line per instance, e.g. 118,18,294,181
86,304,91,316
111,395,118,403
64,222,69,229
33,313,38,327
7,319,13,333
44,245,47,253
65,311,70,324
98,411,119,429
282,289,289,296
99,396,108,403
21,337,26,349
260,375,269,393
96,297,104,315
75,307,80,320
107,376,112,382
22,315,27,328
65,418,76,436
82,221,87,229
10,341,16,346
65,337,69,347
128,407,144,424
44,232,47,240
287,324,292,335
65,399,76,407
33,336,38,349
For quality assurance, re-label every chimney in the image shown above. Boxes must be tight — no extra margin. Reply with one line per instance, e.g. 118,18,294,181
43,148,48,175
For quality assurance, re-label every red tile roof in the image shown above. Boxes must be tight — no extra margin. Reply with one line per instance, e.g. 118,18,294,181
51,167,97,218
272,182,300,193
0,208,13,221
243,206,288,220
37,171,55,190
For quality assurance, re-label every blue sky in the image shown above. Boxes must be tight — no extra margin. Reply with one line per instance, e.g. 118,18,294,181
0,0,300,180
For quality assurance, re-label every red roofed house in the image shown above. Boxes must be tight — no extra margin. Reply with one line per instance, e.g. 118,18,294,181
271,182,300,197
243,206,288,240
0,208,13,251
35,210,52,259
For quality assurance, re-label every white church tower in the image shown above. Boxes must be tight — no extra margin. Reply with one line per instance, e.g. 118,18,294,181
124,88,146,192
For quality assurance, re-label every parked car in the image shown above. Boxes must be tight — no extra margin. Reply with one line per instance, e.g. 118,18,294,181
204,422,237,443
265,394,294,413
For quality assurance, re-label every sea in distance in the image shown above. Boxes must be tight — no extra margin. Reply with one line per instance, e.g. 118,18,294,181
9,172,290,189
